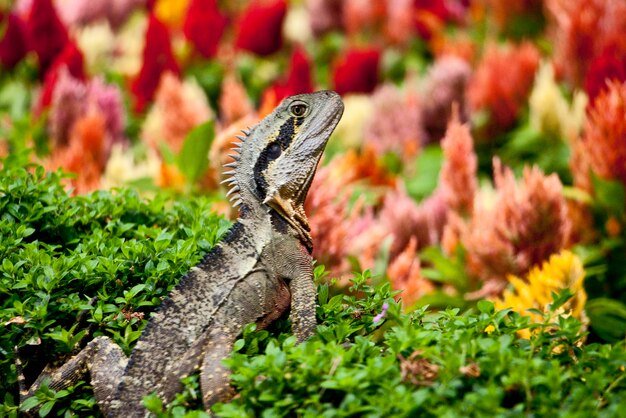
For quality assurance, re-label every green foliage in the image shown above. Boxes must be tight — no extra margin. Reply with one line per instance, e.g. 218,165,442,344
210,286,626,417
2,161,626,417
0,160,230,415
178,120,215,183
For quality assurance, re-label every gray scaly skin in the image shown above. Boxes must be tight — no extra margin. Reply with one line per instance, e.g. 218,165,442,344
19,91,344,417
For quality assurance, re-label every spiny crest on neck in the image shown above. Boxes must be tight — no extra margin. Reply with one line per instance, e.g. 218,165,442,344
220,127,251,209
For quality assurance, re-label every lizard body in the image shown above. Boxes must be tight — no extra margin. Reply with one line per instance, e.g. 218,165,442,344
20,91,344,416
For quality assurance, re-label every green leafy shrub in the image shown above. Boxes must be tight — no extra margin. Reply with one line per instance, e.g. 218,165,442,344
0,160,229,416
2,161,626,417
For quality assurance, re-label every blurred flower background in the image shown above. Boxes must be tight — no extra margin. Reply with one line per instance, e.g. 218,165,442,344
2,0,626,342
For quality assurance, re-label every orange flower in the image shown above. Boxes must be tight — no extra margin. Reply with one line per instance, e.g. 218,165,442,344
46,112,106,194
468,41,540,138
141,72,212,154
439,108,477,216
462,159,571,294
574,80,626,188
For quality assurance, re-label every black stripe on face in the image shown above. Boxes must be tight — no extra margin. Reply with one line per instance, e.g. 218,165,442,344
253,117,301,198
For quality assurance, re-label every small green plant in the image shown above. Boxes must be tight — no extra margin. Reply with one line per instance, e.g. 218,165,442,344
2,160,626,417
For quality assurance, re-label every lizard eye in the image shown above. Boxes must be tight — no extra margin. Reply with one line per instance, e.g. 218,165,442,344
289,102,308,117
266,142,281,160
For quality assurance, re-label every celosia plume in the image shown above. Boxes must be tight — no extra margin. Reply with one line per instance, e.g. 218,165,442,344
421,55,471,142
183,0,227,58
38,41,86,109
438,108,477,217
364,84,425,158
387,237,434,306
332,47,381,95
529,63,587,141
307,0,344,36
468,41,540,138
141,72,213,154
49,69,125,150
547,0,626,89
574,80,626,189
0,12,29,69
463,159,571,295
218,73,255,127
130,13,180,113
493,250,587,339
26,0,69,74
235,0,287,56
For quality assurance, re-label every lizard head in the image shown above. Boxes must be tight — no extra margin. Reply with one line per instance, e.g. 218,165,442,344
223,90,344,248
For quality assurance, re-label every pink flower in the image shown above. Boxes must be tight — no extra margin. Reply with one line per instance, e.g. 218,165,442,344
438,108,477,216
49,68,125,151
379,189,448,260
57,0,146,29
218,73,255,127
306,0,344,36
462,159,571,291
332,47,381,95
0,12,29,69
183,0,227,58
364,84,425,159
234,0,287,56
130,13,180,113
421,55,471,142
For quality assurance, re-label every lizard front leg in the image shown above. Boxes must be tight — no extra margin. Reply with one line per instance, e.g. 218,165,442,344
286,246,316,343
200,279,291,409
20,336,127,416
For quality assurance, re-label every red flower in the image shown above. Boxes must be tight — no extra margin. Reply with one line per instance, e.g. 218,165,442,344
332,48,380,95
38,41,85,109
0,12,29,69
26,0,69,74
131,14,180,113
584,46,626,103
235,0,287,56
183,0,227,58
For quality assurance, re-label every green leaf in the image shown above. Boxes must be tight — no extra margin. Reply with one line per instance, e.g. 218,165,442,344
177,120,215,182
38,400,55,417
19,396,41,412
591,174,625,215
586,298,626,342
477,300,494,314
405,145,443,201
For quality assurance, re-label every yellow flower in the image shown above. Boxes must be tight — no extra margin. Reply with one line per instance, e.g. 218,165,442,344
493,250,587,339
528,63,587,141
154,0,190,28
330,94,373,150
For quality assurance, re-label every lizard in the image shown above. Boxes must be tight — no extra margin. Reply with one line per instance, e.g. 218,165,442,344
18,90,344,417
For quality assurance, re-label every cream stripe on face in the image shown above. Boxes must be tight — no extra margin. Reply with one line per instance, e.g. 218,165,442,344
253,116,303,199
